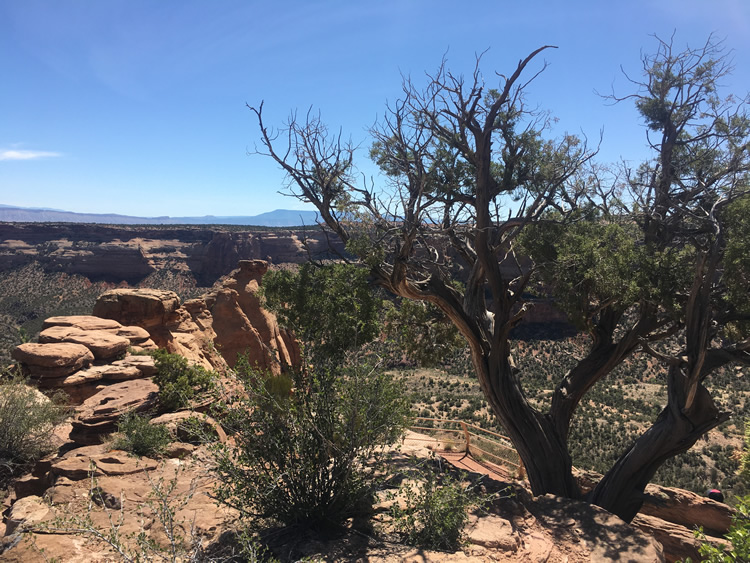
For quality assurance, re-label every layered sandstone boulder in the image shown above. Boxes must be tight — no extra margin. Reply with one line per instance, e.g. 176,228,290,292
42,314,158,351
39,326,130,360
69,379,160,445
42,315,122,331
640,483,734,537
93,289,181,329
575,468,734,562
12,260,300,414
92,289,223,371
632,513,731,563
13,323,157,403
12,342,94,378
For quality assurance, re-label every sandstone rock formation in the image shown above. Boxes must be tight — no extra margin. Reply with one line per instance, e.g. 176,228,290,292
640,482,735,537
206,260,300,370
632,513,731,563
8,259,299,448
92,260,300,374
69,379,160,445
11,342,94,379
575,468,734,562
12,316,159,404
38,326,130,360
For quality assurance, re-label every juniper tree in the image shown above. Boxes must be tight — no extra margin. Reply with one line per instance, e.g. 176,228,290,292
248,36,750,521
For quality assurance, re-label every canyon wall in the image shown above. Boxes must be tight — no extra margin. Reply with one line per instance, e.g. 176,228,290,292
0,223,345,286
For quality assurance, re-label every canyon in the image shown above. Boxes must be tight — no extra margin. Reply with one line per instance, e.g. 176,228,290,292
0,223,345,286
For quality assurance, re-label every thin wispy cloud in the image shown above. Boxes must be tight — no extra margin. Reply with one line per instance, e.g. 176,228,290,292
0,149,61,161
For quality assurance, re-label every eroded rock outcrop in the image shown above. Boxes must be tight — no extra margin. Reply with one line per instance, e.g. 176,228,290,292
38,326,130,360
12,316,159,404
207,260,300,370
575,468,734,562
92,260,300,374
69,379,160,445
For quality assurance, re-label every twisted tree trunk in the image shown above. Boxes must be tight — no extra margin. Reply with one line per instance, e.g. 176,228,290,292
590,366,728,522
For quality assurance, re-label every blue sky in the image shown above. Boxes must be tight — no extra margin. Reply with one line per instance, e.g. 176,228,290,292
2,0,749,217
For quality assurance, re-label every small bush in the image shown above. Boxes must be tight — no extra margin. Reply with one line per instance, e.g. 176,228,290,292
151,350,216,411
213,360,410,531
177,415,220,445
391,461,487,551
0,370,68,486
112,411,171,458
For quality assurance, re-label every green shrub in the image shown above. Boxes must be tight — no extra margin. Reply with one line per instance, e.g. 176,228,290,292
151,350,216,411
0,370,68,486
177,415,220,445
112,411,171,458
213,361,410,531
390,461,487,551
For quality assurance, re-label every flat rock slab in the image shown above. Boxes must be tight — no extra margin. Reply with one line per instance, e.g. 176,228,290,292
76,379,159,425
45,365,109,387
466,514,520,551
633,513,730,563
12,342,94,375
112,354,157,377
43,315,123,331
5,495,51,535
46,357,156,390
530,494,665,562
641,482,734,536
51,449,158,480
50,455,105,480
94,454,159,475
70,379,160,443
39,326,130,360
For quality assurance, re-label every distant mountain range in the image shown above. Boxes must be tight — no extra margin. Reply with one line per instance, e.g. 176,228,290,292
0,204,321,227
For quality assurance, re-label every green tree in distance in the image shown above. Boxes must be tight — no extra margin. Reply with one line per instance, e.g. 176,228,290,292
247,35,750,522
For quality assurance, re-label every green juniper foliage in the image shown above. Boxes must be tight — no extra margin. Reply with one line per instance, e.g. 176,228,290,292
383,298,464,367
